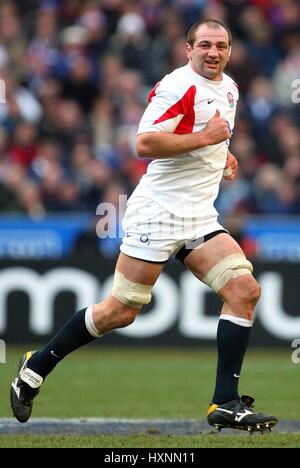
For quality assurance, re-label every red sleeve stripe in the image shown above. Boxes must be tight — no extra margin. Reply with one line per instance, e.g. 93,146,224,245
148,81,161,103
153,85,196,134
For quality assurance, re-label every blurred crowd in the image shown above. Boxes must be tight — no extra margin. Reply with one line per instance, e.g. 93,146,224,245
0,0,300,238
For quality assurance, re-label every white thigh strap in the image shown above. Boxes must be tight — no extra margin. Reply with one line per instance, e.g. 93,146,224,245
202,253,253,293
112,270,153,309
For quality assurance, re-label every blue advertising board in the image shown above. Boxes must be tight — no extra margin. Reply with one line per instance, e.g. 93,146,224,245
0,214,93,259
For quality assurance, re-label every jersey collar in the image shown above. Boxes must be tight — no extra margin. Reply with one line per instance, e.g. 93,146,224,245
186,63,224,86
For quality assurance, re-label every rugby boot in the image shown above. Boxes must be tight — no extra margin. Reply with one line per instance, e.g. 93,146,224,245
10,351,43,423
207,395,278,433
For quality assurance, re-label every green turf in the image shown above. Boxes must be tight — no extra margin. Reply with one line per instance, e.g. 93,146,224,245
0,433,300,448
1,346,299,447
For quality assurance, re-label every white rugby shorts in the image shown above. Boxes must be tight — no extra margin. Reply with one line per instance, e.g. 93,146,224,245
120,196,225,262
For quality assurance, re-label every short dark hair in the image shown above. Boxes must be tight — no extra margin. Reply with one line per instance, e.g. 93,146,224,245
187,19,232,47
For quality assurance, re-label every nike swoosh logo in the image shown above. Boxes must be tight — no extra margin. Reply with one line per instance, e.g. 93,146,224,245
50,350,61,358
207,99,215,104
234,374,240,378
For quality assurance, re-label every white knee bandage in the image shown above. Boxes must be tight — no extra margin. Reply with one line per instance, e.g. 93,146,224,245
202,253,253,293
112,270,153,309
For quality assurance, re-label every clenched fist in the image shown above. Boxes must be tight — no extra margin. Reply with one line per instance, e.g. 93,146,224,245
223,151,238,180
203,109,232,145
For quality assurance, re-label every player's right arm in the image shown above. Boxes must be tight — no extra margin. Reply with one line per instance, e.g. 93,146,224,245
137,109,231,159
136,75,231,159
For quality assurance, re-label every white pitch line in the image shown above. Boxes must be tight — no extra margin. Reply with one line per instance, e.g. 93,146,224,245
0,417,201,424
0,418,298,434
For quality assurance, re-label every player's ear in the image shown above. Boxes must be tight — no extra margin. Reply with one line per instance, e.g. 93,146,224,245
186,42,192,57
228,45,232,59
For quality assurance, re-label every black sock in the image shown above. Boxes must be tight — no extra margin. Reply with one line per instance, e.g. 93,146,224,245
212,318,251,404
28,308,96,379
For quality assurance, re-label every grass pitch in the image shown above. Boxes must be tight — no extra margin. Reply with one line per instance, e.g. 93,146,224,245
1,434,300,448
0,346,299,447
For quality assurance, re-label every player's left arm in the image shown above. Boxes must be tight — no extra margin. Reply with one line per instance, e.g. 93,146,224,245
223,150,238,180
223,80,239,181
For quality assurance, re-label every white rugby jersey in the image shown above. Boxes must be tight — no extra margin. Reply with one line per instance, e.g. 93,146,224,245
132,63,239,218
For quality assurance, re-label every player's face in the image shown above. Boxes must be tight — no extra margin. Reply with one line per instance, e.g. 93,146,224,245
186,25,231,81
